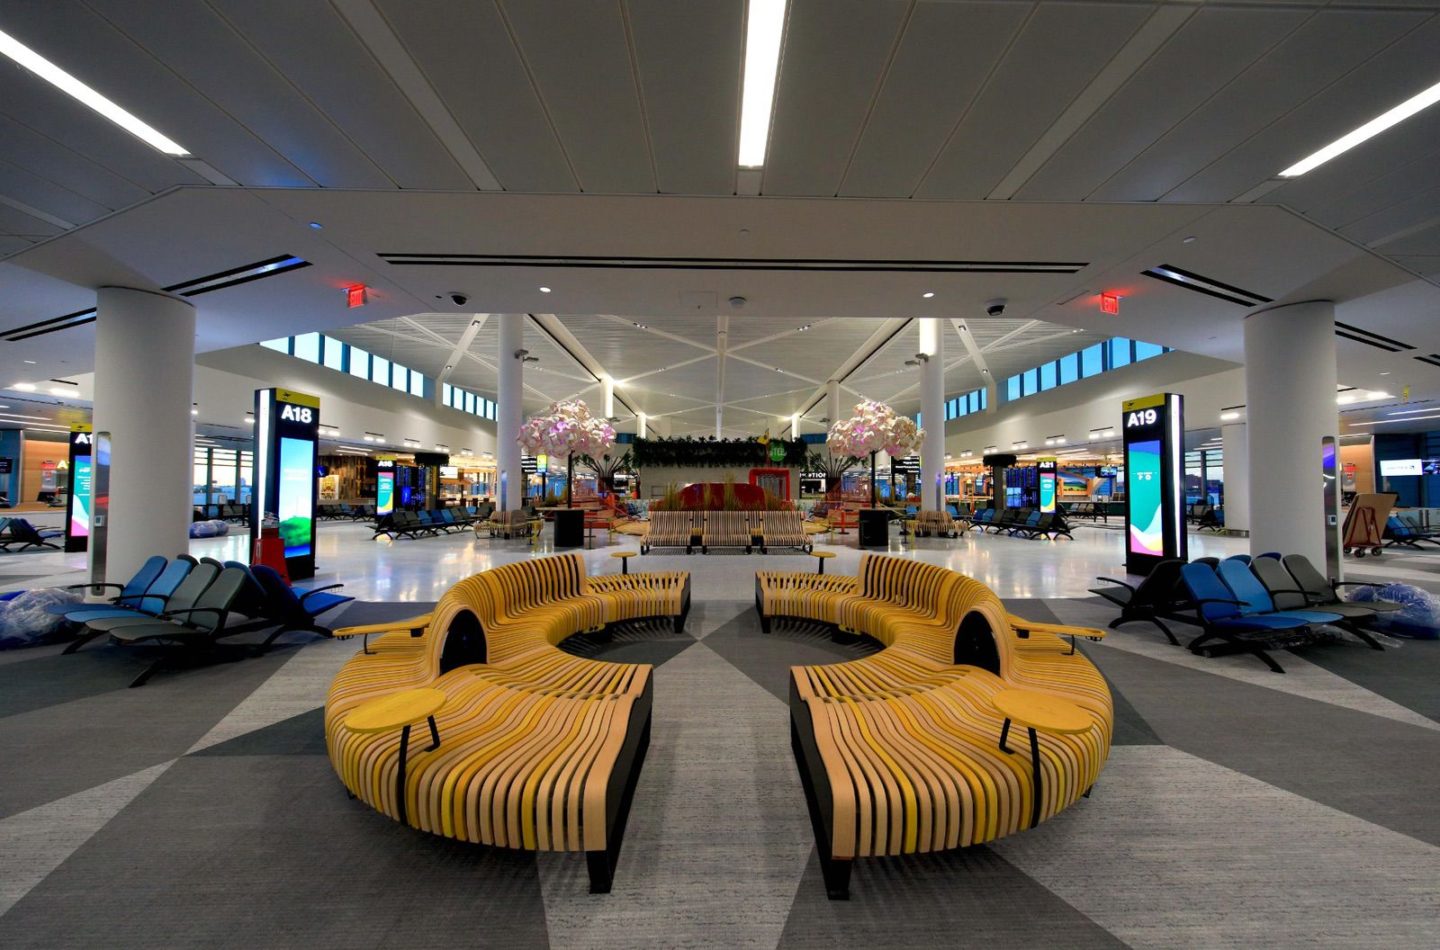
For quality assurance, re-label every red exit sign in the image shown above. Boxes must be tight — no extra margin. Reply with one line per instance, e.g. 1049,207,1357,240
346,284,368,309
1100,292,1120,315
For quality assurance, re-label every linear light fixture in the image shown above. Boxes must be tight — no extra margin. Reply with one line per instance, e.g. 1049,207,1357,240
738,0,787,168
1279,78,1440,177
1348,414,1440,427
0,28,188,156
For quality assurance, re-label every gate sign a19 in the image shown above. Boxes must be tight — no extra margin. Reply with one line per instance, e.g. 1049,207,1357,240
1122,392,1186,576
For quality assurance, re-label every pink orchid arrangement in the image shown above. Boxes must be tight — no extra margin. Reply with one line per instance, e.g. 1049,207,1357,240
827,400,923,458
517,399,616,461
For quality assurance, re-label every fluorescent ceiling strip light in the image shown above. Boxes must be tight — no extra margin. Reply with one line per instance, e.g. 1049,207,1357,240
1386,405,1440,416
1279,78,1440,177
0,28,188,156
738,0,787,168
1348,414,1440,427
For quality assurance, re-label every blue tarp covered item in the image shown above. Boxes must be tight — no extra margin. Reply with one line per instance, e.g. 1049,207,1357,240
0,588,82,649
189,519,230,539
1349,583,1440,640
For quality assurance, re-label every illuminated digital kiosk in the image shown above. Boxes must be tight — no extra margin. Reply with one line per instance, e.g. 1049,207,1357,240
1122,392,1186,576
1037,458,1058,514
253,388,319,580
375,458,396,516
64,424,94,553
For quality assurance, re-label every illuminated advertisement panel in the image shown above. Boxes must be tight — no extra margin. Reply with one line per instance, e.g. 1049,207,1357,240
1037,458,1057,513
64,425,93,552
1122,393,1186,575
254,388,320,580
376,459,396,515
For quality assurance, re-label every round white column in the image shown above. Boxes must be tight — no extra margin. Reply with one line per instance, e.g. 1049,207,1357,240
919,318,944,511
1221,421,1250,534
1243,301,1337,564
636,412,648,439
91,287,196,581
827,379,841,425
497,314,525,511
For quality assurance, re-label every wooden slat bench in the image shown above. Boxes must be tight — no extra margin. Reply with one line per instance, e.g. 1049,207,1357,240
757,554,1113,899
325,553,690,893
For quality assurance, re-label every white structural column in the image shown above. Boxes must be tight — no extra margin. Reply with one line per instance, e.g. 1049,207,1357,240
919,318,945,511
1222,421,1250,534
1243,301,1337,565
827,379,841,425
497,314,525,511
636,412,647,439
601,376,615,419
91,287,196,580
790,412,800,439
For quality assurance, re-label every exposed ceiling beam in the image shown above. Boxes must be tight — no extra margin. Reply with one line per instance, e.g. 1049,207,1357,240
434,314,488,388
528,312,638,416
793,317,912,420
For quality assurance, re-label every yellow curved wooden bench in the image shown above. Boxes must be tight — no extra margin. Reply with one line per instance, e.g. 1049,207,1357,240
757,554,1112,899
325,553,690,893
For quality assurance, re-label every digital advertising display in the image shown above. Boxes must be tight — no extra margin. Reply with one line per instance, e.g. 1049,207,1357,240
1037,458,1057,513
1126,440,1164,556
253,388,320,580
1122,392,1186,575
278,437,314,557
1380,458,1422,477
64,425,93,553
376,459,396,515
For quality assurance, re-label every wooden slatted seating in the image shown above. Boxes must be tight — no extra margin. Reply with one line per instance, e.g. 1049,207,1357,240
756,555,1112,899
325,553,690,893
701,511,753,553
641,510,696,553
913,510,962,537
759,510,812,553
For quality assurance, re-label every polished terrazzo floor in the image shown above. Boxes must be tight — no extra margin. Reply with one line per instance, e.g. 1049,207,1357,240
2,519,1438,948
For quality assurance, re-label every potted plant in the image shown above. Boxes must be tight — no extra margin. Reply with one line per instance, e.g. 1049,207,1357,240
517,399,616,508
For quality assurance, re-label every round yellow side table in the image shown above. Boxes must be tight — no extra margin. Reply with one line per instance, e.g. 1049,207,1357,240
611,550,637,574
811,550,837,574
990,688,1091,830
345,687,447,825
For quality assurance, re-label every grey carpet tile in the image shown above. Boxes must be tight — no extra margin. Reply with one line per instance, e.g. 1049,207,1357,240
560,621,699,669
1104,670,1164,746
993,746,1440,950
193,707,326,756
1002,597,1063,624
703,607,879,704
1300,635,1440,724
0,755,552,950
778,846,1127,949
0,649,160,718
0,647,293,819
1095,645,1440,847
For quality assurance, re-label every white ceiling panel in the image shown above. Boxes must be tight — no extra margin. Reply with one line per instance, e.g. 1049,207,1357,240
628,0,743,196
763,0,909,196
839,1,1028,198
86,0,392,190
0,203,63,237
500,0,654,194
1167,14,1440,203
0,0,313,188
0,158,115,224
915,2,1152,199
209,0,472,189
1340,186,1440,249
1016,6,1305,202
1091,8,1428,202
376,0,577,193
0,115,149,211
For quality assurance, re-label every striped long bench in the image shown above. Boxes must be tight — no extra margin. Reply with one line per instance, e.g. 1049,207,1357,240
756,555,1112,899
325,554,690,893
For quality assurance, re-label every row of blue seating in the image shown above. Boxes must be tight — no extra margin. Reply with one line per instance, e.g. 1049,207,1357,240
965,507,1074,540
56,555,353,686
1092,553,1396,672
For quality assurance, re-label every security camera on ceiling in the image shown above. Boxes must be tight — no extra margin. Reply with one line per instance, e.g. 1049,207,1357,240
985,298,1007,317
448,292,469,306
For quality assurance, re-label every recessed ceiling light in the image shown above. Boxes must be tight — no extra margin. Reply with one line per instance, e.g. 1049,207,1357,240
308,221,323,230
1279,77,1440,177
23,360,36,364
0,28,189,155
738,0,787,167
922,292,935,298
539,286,552,293
1380,371,1391,376
12,383,36,391
1182,236,1196,244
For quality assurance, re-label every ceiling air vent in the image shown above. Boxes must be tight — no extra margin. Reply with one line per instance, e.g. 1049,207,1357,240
1334,321,1415,353
1140,264,1272,307
2,255,310,343
379,253,1087,275
1414,354,1440,368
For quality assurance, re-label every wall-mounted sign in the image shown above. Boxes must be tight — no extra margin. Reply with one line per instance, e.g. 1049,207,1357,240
1122,392,1186,575
522,456,538,474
